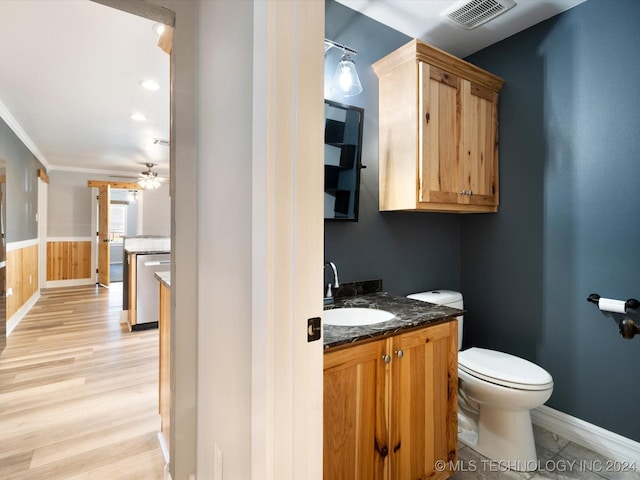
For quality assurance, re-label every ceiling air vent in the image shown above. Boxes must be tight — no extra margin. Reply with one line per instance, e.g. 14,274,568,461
443,0,516,30
153,138,170,147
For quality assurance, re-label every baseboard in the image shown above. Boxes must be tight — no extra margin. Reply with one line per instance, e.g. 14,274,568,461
532,405,640,464
163,463,172,480
44,278,95,288
158,432,170,464
7,291,40,335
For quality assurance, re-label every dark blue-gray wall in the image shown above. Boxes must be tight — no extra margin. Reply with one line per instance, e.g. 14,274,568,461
463,0,640,441
0,118,42,242
324,0,462,296
326,0,640,442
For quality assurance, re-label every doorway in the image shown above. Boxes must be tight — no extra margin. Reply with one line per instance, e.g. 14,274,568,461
108,190,140,283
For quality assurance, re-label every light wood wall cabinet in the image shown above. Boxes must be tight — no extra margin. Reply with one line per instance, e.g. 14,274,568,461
373,40,504,213
324,320,458,480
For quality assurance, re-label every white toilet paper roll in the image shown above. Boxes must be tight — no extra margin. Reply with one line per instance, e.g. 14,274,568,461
598,298,627,314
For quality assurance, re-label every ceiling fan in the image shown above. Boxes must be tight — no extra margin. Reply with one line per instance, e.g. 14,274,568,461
110,163,168,190
137,163,162,190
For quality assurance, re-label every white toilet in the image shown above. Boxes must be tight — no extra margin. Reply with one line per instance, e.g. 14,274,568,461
407,290,553,472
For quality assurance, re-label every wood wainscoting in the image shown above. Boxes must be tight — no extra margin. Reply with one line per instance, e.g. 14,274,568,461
46,240,92,282
7,242,39,320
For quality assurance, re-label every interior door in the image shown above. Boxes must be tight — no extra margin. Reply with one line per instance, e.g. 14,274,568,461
97,184,110,286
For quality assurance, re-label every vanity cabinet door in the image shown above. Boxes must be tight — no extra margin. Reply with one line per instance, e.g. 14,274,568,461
323,319,458,480
324,339,388,480
390,321,458,480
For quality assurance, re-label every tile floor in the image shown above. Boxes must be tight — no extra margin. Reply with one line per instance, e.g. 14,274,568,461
451,425,640,480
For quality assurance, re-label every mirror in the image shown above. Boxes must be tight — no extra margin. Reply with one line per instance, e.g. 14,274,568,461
324,99,364,221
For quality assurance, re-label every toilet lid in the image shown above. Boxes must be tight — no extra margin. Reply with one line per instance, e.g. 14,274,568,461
459,348,553,391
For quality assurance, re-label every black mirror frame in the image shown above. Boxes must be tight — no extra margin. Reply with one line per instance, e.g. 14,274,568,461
324,99,365,222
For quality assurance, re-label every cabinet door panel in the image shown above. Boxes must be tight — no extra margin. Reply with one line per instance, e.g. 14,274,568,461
390,322,458,480
324,341,387,480
378,59,419,211
420,63,460,205
460,81,499,206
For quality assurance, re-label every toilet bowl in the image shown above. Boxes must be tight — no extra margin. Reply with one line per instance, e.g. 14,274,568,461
407,290,554,472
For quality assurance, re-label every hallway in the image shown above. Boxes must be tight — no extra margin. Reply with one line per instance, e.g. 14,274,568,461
0,284,164,479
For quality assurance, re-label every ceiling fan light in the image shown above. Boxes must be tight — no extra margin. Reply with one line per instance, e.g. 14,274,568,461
137,163,162,189
138,176,161,190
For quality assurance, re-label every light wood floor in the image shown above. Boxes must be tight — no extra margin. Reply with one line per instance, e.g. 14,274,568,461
0,283,165,480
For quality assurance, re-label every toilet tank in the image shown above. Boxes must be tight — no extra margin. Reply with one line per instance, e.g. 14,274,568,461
407,290,464,350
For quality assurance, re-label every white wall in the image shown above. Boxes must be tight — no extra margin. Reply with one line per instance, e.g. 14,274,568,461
195,1,325,479
140,2,324,480
47,170,170,237
47,171,94,237
196,1,252,478
140,183,170,235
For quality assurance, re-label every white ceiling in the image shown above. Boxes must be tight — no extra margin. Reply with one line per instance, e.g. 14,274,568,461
0,1,587,178
0,0,169,177
336,0,587,58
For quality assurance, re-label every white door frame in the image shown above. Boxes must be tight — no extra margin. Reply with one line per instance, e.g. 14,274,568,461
96,1,324,479
37,176,48,289
90,188,98,284
251,2,324,479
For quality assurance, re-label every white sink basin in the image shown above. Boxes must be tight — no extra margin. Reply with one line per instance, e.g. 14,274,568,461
324,307,395,327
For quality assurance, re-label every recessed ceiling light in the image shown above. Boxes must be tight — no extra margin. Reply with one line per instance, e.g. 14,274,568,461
140,80,160,91
152,23,166,36
130,112,147,122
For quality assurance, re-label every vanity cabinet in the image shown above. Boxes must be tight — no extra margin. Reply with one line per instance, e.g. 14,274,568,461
324,320,458,480
372,39,504,213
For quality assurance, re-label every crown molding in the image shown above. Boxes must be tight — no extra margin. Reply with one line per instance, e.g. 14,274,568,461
0,99,51,170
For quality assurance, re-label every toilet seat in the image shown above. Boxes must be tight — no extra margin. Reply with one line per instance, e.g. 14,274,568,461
459,347,553,391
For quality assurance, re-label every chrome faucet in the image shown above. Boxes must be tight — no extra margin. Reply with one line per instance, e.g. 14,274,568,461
324,261,340,304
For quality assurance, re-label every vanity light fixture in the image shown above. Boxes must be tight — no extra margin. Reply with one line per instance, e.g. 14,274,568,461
325,38,363,97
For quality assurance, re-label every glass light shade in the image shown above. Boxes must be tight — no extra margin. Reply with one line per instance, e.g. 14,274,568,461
138,176,161,190
330,54,362,97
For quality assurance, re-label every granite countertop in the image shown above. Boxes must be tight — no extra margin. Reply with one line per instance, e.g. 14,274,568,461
126,248,171,254
154,271,171,288
123,236,170,254
323,292,462,350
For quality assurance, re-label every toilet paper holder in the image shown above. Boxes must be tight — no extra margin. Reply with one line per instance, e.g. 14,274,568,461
586,293,640,311
587,293,640,339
